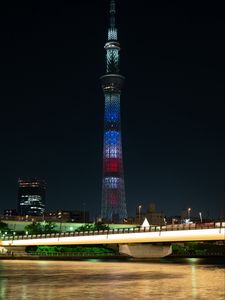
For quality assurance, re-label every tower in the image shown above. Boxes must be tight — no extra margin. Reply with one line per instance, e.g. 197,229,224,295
17,179,46,216
100,0,127,222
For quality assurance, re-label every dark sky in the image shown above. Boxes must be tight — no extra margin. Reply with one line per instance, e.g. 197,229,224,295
0,0,224,219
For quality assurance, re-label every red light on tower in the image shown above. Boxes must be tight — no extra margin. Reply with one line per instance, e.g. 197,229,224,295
104,158,120,173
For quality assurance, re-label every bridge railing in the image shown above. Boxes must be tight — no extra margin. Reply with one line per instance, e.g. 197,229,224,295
1,221,224,241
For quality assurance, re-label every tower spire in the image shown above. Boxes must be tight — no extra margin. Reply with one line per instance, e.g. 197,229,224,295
109,0,116,28
108,0,117,41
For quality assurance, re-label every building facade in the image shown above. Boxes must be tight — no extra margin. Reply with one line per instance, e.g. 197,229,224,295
135,203,165,226
100,0,127,222
17,179,46,216
46,210,90,223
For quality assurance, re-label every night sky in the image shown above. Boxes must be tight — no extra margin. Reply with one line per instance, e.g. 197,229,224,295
0,0,224,219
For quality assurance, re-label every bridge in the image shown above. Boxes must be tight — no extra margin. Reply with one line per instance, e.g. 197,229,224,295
1,222,224,258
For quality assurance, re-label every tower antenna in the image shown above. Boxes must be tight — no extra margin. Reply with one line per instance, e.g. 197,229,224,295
110,0,116,28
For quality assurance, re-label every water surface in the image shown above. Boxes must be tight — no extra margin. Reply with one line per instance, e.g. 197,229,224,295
0,259,224,299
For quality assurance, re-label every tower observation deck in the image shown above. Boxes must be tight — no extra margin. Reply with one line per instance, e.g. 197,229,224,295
100,0,127,222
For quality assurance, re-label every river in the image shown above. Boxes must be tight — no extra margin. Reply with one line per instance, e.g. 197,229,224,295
0,258,224,299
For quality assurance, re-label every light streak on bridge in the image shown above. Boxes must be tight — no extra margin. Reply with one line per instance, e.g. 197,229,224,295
1,223,224,247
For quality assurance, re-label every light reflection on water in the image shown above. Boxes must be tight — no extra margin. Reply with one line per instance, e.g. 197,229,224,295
0,259,224,300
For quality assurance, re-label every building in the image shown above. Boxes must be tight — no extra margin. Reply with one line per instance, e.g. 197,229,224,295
45,210,90,223
136,203,165,226
3,209,17,217
100,0,127,222
70,210,89,223
17,179,46,216
145,203,165,226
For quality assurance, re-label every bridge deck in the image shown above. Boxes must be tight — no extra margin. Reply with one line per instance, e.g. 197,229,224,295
1,222,224,246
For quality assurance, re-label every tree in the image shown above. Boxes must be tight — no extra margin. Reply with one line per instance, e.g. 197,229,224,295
24,221,57,235
0,221,10,235
24,222,43,235
76,223,110,232
94,223,110,231
43,222,57,234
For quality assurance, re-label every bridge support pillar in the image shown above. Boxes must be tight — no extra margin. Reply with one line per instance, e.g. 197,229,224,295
119,244,172,258
0,246,8,255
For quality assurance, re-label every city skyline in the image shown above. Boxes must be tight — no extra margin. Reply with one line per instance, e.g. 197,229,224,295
0,0,224,218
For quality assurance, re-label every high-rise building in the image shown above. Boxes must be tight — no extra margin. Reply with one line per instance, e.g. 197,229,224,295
100,0,127,222
17,179,46,216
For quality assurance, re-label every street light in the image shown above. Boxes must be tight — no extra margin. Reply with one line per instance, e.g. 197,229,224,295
83,202,86,224
138,205,142,224
188,208,191,220
199,212,202,223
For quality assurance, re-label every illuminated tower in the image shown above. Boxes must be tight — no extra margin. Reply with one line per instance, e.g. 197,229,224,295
100,0,127,222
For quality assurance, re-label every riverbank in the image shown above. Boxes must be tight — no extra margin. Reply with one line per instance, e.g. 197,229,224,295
0,254,129,261
1,253,224,262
